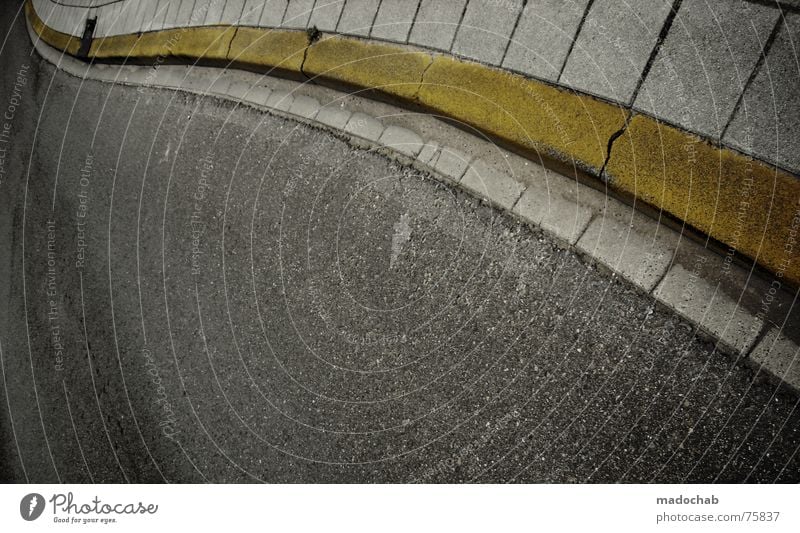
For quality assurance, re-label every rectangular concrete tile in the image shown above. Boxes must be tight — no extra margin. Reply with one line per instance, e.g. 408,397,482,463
259,0,289,27
282,0,315,28
140,0,166,32
119,0,148,34
654,264,763,354
309,0,346,32
750,328,800,390
576,201,678,292
95,4,123,37
149,0,173,31
337,0,380,37
266,90,296,111
240,0,266,26
452,0,523,65
247,85,274,106
344,111,385,141
635,0,778,140
408,0,466,51
202,0,226,25
502,0,590,82
433,146,470,181
316,105,353,129
724,12,800,174
220,0,247,24
378,125,424,156
417,141,440,166
228,80,257,100
289,94,322,119
162,0,183,29
370,0,421,43
179,0,207,27
460,160,525,210
207,76,234,95
560,0,673,105
512,172,606,245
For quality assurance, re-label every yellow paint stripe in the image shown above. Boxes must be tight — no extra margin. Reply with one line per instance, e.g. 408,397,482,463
25,0,81,57
606,115,800,285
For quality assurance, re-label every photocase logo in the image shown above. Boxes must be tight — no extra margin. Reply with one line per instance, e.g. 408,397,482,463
20,493,45,521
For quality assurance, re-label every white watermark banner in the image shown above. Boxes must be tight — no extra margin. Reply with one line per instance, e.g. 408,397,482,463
1,484,798,532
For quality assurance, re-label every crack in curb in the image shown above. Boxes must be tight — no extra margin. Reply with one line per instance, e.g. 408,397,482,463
599,117,629,182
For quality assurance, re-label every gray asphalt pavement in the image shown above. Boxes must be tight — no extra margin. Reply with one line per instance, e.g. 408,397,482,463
0,2,798,483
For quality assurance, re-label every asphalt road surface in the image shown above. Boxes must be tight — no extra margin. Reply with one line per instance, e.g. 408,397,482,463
0,3,798,483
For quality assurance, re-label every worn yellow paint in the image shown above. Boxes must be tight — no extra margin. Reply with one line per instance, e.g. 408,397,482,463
24,3,800,284
417,56,629,173
304,36,431,102
25,0,81,56
607,114,800,285
90,26,237,62
227,27,308,73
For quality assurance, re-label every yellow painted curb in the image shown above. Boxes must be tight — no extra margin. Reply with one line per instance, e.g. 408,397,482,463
25,0,81,57
416,55,628,173
228,27,308,74
606,114,800,285
25,0,800,286
304,36,431,103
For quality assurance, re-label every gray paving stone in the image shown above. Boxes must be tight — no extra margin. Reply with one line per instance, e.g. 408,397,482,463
162,0,183,29
502,0,590,82
282,0,315,28
750,328,800,390
178,0,205,28
560,0,673,105
289,95,322,119
433,147,470,181
344,112,385,141
654,263,763,354
460,160,525,210
655,237,792,355
204,0,227,25
452,0,523,65
635,0,778,140
513,172,606,245
337,0,380,37
259,0,289,27
408,0,467,51
315,105,353,129
417,141,440,166
139,0,166,32
207,76,234,95
576,201,679,292
240,0,267,26
248,85,274,106
724,13,800,174
309,0,346,32
266,89,295,111
370,0,421,43
220,0,247,24
378,125,424,156
227,80,256,100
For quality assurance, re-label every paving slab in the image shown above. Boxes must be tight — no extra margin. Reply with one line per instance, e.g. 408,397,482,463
259,0,289,27
309,0,346,32
502,0,589,82
750,328,800,390
344,111,385,141
370,0,421,43
416,140,440,166
560,0,673,104
337,0,380,37
316,105,352,129
451,0,523,65
724,12,800,174
433,147,470,181
378,125,424,156
282,0,314,29
289,94,322,119
240,0,266,26
266,89,296,111
203,0,227,26
460,160,525,210
408,0,467,52
220,0,247,25
655,236,795,353
577,201,679,292
635,0,778,140
513,172,606,245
